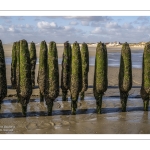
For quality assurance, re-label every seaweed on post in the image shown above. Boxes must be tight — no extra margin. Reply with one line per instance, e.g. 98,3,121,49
80,42,89,100
70,41,82,115
11,42,17,89
37,41,48,102
45,41,59,116
140,42,150,111
16,41,20,102
119,42,132,112
17,40,32,116
61,41,71,101
29,41,37,88
0,40,7,109
93,42,108,114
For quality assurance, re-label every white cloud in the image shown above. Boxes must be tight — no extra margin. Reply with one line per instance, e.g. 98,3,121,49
122,23,134,29
8,27,15,32
106,22,120,29
64,16,112,22
91,22,101,27
0,25,4,31
0,16,12,24
91,27,103,34
133,16,150,26
37,21,57,29
69,21,78,25
2,16,150,43
91,20,150,43
81,21,89,26
137,16,149,21
64,26,72,30
65,16,112,27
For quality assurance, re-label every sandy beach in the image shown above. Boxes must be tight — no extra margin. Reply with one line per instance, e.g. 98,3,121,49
1,44,148,134
4,44,143,87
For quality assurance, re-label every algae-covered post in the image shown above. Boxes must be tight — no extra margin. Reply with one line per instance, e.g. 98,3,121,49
16,41,20,102
140,42,150,111
119,42,132,112
11,42,17,89
93,42,108,114
45,41,59,116
80,42,89,100
61,41,71,101
37,41,48,102
17,40,32,116
0,40,7,109
29,41,37,88
70,41,82,115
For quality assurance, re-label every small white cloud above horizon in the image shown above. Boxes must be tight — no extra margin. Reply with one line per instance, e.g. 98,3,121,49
37,21,57,29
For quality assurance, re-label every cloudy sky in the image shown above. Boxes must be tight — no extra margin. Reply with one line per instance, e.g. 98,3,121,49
0,16,150,44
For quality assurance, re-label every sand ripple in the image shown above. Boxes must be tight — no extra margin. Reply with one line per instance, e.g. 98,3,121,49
26,123,38,130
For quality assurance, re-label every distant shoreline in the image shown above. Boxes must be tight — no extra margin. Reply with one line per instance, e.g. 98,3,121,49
3,43,145,48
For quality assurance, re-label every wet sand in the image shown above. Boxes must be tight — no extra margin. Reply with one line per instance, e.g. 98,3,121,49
0,44,147,134
1,94,149,134
6,65,142,87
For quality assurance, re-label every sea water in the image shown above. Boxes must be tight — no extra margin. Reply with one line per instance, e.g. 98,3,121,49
5,51,143,68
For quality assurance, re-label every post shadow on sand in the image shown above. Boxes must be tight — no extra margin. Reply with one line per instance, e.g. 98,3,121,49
2,93,142,104
0,106,147,118
7,85,142,90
